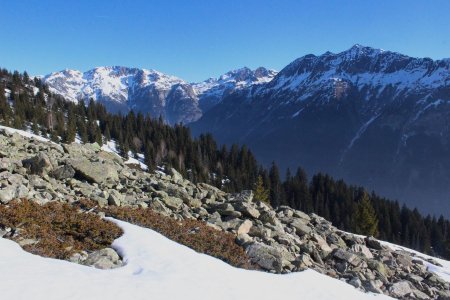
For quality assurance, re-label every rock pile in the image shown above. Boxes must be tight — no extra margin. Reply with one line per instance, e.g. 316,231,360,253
0,129,449,299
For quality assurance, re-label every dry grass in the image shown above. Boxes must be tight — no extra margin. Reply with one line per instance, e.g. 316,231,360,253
79,199,255,269
0,199,123,259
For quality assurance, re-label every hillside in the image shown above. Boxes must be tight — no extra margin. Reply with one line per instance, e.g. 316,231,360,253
191,45,450,217
1,67,450,262
0,126,449,299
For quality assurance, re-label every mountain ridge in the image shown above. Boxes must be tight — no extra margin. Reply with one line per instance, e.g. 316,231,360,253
43,65,277,124
190,45,450,217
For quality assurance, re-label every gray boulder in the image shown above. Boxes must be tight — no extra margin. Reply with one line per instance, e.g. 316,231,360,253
51,165,75,180
290,219,311,236
68,158,119,184
0,184,29,203
22,153,54,175
333,249,363,267
233,201,260,219
108,190,124,206
160,196,183,210
83,248,122,269
246,243,283,272
389,281,412,298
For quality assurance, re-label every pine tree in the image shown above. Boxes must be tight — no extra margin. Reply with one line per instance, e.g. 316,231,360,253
269,162,284,207
254,175,270,204
354,192,379,237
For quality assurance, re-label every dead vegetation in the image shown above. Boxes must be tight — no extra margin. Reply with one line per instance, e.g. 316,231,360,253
0,198,253,269
0,199,123,259
79,199,255,269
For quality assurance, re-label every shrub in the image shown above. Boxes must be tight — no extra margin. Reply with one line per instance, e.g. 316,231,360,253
78,199,255,269
0,199,123,259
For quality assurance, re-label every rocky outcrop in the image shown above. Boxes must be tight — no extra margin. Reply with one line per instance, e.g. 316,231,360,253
0,128,449,299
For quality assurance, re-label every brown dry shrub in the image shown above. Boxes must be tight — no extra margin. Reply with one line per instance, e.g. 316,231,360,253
78,199,254,269
0,199,123,259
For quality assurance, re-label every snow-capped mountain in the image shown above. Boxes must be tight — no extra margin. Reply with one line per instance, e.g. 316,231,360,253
192,67,277,111
191,45,450,217
43,66,276,124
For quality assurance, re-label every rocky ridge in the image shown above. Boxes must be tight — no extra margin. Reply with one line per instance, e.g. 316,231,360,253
0,129,449,299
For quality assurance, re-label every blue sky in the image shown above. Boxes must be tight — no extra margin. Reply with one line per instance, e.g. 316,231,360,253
0,0,449,82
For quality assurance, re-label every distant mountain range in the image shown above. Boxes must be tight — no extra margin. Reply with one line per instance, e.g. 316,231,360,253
43,45,450,216
191,45,450,217
43,66,277,124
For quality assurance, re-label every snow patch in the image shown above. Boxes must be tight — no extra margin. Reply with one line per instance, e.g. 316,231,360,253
0,219,392,300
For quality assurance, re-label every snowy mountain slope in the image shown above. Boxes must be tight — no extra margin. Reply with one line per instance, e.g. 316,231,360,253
0,218,393,300
43,66,276,124
192,67,277,111
191,45,450,217
43,66,201,124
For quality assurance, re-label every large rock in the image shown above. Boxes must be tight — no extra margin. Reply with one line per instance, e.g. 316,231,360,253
108,190,124,206
333,249,362,267
22,153,54,175
83,248,122,269
68,158,119,184
351,244,373,259
290,219,311,236
159,195,183,210
51,165,75,180
237,220,253,235
246,243,283,272
365,236,383,250
168,168,183,183
0,184,29,203
233,201,260,219
389,281,412,298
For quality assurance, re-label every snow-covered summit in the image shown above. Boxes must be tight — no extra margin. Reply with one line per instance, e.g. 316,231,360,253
192,67,277,111
266,44,450,101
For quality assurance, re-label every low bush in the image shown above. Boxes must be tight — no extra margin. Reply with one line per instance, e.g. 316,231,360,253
79,199,255,269
0,199,123,259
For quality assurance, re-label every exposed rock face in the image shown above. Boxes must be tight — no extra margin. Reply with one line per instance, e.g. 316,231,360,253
0,128,449,299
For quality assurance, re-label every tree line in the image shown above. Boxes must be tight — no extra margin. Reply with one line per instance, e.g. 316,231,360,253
0,68,449,259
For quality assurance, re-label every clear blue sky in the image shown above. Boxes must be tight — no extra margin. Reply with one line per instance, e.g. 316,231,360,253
1,0,449,82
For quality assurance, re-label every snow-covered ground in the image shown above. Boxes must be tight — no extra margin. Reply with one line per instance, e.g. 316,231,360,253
0,125,50,143
0,219,390,300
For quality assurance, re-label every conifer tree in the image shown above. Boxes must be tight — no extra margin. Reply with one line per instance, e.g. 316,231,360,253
254,175,270,204
269,162,284,207
354,192,379,237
